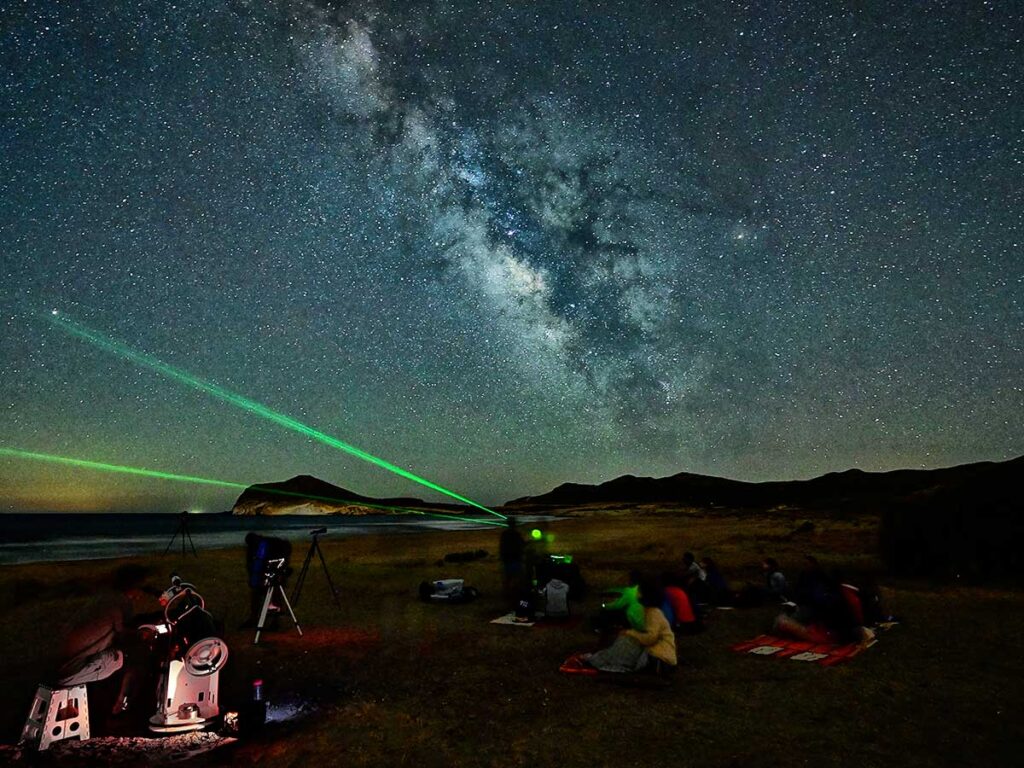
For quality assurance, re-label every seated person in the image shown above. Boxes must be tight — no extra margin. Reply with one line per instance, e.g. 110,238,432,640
661,571,702,633
773,570,874,647
681,552,709,603
855,574,890,626
700,557,734,607
763,558,788,601
594,570,645,634
58,564,159,727
793,555,829,609
583,579,677,674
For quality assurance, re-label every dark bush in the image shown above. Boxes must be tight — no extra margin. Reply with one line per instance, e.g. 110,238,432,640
880,468,1022,582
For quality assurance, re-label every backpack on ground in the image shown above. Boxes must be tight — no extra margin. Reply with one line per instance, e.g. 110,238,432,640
542,578,570,619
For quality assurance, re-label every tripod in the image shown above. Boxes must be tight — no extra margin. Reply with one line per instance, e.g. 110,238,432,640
291,527,341,609
165,511,198,558
254,558,303,645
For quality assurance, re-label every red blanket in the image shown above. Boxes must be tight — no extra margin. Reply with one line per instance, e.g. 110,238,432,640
731,633,869,666
559,652,599,676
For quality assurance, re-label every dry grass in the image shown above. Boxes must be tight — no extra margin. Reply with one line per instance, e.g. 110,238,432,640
1,511,1022,767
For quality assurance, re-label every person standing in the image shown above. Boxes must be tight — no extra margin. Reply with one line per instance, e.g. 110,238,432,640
500,516,526,602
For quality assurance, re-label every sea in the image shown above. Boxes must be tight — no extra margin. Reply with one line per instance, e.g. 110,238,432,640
0,512,535,566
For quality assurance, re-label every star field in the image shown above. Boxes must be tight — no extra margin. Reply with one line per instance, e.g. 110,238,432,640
1,0,1022,512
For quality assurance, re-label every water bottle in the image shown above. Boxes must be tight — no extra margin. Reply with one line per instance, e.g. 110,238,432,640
241,678,267,736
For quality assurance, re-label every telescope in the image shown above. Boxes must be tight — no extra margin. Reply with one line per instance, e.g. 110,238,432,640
291,528,340,611
261,557,288,586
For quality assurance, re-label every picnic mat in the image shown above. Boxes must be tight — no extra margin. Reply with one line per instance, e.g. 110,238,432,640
491,613,583,628
559,652,598,676
731,633,872,666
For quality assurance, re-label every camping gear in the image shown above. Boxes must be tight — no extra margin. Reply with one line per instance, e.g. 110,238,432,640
21,642,126,749
20,683,92,750
145,576,229,733
514,590,537,621
419,578,479,603
534,555,587,598
239,679,267,737
542,579,570,618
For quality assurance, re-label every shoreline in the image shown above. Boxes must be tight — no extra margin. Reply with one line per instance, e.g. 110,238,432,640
0,512,548,567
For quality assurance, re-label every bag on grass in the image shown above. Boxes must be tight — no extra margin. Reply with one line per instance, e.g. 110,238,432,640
419,578,479,604
543,579,570,618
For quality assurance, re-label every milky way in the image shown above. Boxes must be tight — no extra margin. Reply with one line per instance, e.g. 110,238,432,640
1,0,1021,511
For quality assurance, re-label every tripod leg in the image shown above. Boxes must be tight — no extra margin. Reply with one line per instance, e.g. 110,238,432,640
276,586,303,637
185,523,198,557
254,587,274,645
164,527,179,556
315,542,342,609
291,545,315,607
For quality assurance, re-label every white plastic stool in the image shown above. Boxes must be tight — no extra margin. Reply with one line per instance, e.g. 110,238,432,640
20,684,90,750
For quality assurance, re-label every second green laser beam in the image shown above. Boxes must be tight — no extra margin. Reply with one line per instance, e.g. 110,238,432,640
0,446,505,527
48,312,504,520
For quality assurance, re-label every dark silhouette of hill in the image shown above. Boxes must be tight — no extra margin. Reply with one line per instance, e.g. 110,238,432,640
232,475,469,516
880,457,1023,581
505,456,1024,511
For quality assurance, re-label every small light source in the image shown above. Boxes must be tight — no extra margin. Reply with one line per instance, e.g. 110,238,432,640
51,309,59,316
531,529,542,540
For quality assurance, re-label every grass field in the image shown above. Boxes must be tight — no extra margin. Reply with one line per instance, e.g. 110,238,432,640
1,510,1022,767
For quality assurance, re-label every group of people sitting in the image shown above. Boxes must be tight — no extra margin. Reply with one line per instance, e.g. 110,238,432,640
770,555,885,647
576,552,886,677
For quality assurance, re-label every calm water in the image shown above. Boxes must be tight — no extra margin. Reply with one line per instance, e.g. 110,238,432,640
0,512,525,565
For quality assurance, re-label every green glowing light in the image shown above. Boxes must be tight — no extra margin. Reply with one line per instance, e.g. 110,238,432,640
0,447,504,527
531,528,543,540
48,313,504,520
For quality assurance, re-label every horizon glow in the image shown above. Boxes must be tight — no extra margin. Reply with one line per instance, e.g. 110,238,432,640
0,446,504,526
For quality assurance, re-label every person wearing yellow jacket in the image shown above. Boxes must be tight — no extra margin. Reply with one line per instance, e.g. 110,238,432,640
583,578,677,673
623,604,677,667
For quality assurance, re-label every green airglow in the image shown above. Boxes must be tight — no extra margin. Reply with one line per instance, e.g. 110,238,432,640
0,447,504,527
48,313,504,520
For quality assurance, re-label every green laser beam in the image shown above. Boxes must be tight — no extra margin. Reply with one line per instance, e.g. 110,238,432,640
48,312,504,520
0,446,504,527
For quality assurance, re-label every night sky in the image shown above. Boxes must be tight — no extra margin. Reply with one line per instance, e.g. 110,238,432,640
2,1,1021,513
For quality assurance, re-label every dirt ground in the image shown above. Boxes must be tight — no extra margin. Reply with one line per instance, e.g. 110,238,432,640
1,510,1022,767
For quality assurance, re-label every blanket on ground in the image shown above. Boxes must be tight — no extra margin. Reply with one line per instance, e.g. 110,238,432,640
491,613,582,628
559,652,598,676
731,633,872,666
